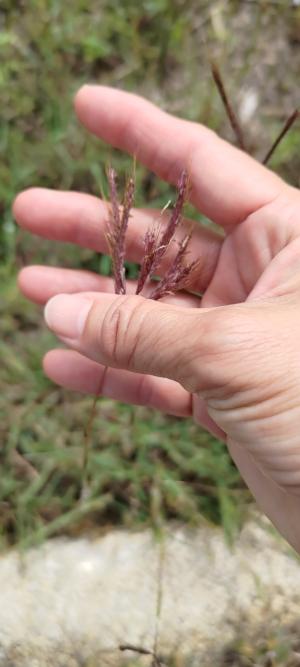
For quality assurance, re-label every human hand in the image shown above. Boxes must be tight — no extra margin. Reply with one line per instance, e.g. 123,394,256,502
14,86,300,551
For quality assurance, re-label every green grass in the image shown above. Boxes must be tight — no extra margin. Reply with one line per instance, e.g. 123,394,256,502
0,266,248,550
1,0,300,549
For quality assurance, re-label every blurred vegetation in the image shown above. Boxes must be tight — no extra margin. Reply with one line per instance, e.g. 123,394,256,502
1,0,300,549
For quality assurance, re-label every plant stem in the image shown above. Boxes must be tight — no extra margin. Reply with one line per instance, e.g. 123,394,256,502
211,61,246,151
263,109,299,165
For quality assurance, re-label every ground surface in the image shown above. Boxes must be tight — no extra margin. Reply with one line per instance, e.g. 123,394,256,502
1,518,300,667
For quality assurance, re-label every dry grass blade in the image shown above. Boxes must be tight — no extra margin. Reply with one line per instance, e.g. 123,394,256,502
9,449,39,482
263,109,299,165
211,61,246,151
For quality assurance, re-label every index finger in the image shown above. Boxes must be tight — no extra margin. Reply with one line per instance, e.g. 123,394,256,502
75,85,285,229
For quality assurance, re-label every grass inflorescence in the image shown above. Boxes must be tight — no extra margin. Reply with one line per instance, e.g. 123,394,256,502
107,166,198,299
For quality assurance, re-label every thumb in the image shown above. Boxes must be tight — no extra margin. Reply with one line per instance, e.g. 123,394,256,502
44,292,213,389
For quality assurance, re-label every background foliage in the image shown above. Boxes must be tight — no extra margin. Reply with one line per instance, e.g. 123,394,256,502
1,0,300,550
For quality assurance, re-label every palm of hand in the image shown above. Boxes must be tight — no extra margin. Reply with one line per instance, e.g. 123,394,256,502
200,197,300,550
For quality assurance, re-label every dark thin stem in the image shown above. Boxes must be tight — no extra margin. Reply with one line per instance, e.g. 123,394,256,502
263,109,299,165
81,368,108,499
80,395,98,498
211,61,246,151
119,644,152,656
153,538,165,665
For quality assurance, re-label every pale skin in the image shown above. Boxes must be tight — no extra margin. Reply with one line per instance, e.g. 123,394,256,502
13,85,300,553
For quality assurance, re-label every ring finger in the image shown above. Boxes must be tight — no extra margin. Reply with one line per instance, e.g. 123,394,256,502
18,265,201,307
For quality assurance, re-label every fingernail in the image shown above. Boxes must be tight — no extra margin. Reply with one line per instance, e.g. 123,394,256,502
44,294,93,340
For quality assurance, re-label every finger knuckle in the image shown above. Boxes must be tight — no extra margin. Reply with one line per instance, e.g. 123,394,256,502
99,295,148,368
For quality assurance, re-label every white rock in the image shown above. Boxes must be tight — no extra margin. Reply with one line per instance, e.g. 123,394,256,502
0,516,299,665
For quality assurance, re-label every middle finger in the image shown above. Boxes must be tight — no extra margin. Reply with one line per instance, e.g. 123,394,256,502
18,265,200,307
